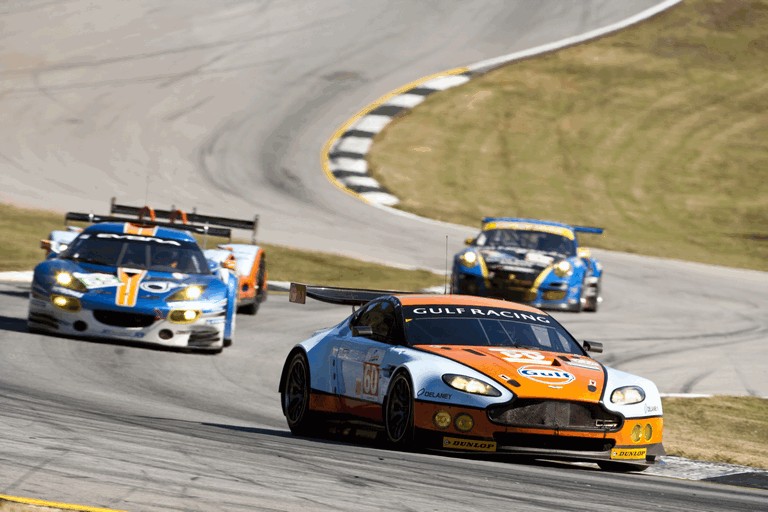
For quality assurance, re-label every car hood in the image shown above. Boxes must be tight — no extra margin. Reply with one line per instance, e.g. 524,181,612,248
417,345,605,402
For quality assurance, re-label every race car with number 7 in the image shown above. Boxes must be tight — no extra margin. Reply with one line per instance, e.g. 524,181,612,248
279,284,664,471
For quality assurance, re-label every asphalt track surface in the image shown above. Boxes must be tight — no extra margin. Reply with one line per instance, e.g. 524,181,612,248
1,1,767,511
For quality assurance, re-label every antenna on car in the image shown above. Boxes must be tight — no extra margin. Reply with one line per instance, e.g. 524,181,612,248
444,235,449,295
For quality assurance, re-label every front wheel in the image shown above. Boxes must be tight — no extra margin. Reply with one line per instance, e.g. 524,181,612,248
384,372,415,448
282,352,316,436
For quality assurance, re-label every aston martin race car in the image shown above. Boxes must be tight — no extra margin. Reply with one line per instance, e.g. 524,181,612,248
279,284,664,472
28,199,261,352
452,218,604,312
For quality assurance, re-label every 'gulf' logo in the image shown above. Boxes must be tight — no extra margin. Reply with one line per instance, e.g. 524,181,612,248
116,269,147,307
518,365,575,385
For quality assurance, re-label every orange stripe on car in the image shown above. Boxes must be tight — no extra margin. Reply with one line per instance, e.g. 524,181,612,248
116,269,147,307
123,223,158,236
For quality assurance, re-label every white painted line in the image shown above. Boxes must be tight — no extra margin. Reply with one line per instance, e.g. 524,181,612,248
353,115,393,134
329,157,368,174
660,393,713,398
421,75,471,90
335,136,373,155
339,176,382,189
385,94,427,108
359,191,400,207
0,271,33,283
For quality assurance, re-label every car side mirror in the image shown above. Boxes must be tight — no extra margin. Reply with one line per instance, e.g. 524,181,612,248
352,325,373,337
583,340,603,353
464,237,475,246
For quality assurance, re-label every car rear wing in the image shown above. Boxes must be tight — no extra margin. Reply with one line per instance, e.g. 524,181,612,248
63,211,234,239
289,283,415,307
110,197,259,243
573,226,604,235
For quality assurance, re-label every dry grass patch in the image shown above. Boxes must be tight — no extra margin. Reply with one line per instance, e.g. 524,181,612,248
662,396,768,469
369,0,768,271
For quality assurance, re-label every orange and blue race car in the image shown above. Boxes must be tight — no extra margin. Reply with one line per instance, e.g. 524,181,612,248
28,199,263,352
279,284,664,472
452,217,604,312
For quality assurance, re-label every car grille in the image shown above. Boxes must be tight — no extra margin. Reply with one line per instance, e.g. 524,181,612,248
488,399,622,431
28,312,59,329
188,329,221,347
494,432,615,453
93,310,156,328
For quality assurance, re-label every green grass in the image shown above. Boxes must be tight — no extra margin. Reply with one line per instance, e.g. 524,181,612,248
368,0,768,271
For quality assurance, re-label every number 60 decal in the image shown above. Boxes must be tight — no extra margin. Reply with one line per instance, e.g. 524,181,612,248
363,362,380,396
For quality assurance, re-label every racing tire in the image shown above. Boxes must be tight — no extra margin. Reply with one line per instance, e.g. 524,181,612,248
238,301,258,316
583,280,600,313
597,461,650,473
282,352,316,436
384,371,415,448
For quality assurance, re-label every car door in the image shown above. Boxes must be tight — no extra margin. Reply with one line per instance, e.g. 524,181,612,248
337,298,402,421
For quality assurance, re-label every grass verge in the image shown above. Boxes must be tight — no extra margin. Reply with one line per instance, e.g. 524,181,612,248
662,396,768,469
368,0,768,271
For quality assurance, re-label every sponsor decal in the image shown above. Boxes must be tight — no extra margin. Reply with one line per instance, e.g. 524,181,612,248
644,404,660,415
140,281,182,293
362,362,379,396
489,349,551,365
610,448,647,460
116,268,148,307
417,388,452,400
518,365,575,385
96,232,180,245
205,318,225,325
74,272,120,289
442,437,497,452
409,306,550,324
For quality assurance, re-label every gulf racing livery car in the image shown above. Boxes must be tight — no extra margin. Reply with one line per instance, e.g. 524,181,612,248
28,200,260,352
280,284,664,471
452,218,604,312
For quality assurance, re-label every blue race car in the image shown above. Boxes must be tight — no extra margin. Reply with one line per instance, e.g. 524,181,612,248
27,201,257,352
451,218,604,312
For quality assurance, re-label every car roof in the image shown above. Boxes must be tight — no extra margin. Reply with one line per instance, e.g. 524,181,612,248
82,222,198,243
394,294,547,314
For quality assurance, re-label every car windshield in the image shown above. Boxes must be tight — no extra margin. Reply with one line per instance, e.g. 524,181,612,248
60,232,210,274
402,305,584,355
475,229,575,256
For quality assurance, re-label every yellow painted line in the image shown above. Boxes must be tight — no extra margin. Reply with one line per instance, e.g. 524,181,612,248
320,67,470,203
0,494,126,512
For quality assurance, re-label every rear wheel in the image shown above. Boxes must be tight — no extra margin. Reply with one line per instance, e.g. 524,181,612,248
384,372,415,448
282,352,315,435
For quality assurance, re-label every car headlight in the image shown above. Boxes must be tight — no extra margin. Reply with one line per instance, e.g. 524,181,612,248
459,251,478,268
443,374,501,397
553,260,572,277
55,271,87,292
611,386,646,405
167,285,205,302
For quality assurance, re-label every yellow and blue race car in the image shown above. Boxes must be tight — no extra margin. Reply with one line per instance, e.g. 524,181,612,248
452,218,604,312
28,200,260,353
